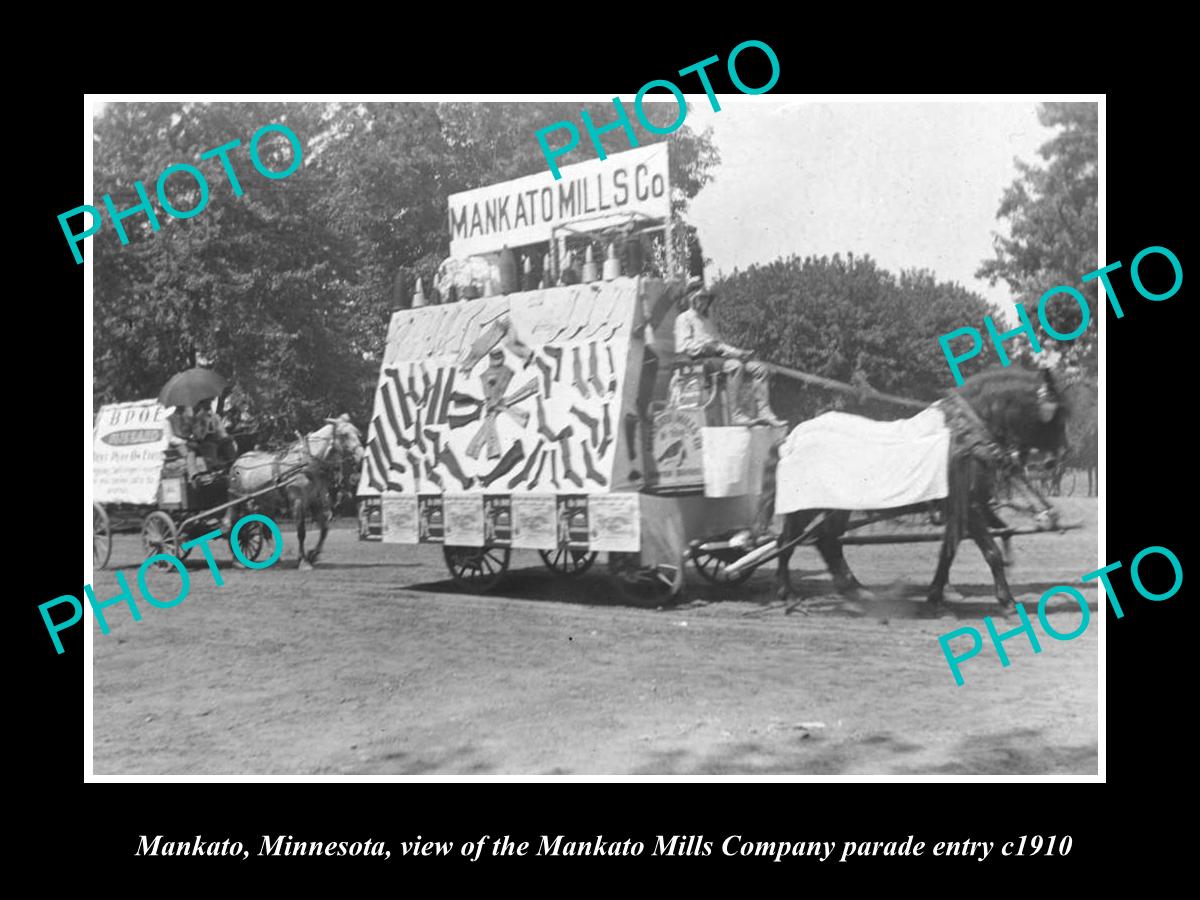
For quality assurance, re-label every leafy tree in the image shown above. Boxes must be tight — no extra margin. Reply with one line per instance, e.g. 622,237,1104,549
713,254,997,421
92,101,719,443
1062,376,1098,477
94,102,367,440
976,103,1098,374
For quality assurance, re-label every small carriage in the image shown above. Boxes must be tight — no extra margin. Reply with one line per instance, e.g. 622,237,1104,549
92,394,287,572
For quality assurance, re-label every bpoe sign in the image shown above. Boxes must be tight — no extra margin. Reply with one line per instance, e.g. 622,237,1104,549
93,399,171,505
446,144,670,258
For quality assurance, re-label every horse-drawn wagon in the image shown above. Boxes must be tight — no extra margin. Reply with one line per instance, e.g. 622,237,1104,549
357,145,789,601
358,144,1076,608
91,392,333,572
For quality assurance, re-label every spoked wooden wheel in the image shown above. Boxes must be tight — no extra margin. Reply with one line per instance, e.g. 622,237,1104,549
443,545,511,593
229,519,276,568
539,546,597,576
93,503,112,570
141,511,181,571
690,543,754,587
607,552,683,607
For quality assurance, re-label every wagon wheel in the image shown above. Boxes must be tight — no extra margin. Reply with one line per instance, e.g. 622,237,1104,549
690,543,754,587
141,511,181,571
607,552,684,607
229,519,276,568
93,503,112,570
539,546,598,576
444,545,511,593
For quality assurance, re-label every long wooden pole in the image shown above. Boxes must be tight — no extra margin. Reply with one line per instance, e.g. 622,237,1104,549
762,362,928,411
840,523,1081,545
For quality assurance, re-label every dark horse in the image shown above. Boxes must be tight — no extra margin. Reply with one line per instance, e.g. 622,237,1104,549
758,367,1070,609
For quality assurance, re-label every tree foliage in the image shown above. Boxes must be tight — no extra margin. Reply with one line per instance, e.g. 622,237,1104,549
713,254,997,421
93,101,718,442
976,103,1098,374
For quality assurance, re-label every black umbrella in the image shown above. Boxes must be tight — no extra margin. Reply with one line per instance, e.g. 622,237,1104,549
158,367,228,409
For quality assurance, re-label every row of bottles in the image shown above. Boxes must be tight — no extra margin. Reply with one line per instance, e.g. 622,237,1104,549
412,241,642,307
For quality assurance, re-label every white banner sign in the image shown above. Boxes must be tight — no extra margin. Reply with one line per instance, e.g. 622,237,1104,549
443,494,485,547
447,144,670,258
586,493,641,552
511,494,558,548
381,496,419,544
93,399,171,505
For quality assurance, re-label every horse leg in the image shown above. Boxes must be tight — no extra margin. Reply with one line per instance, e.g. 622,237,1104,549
927,530,959,605
295,497,311,570
982,503,1015,566
775,512,804,604
308,503,332,566
814,512,870,598
968,506,1015,608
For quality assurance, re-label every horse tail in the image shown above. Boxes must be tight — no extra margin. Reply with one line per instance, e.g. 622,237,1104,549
755,439,785,534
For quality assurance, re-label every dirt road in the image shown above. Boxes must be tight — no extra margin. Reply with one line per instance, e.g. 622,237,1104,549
92,498,1098,775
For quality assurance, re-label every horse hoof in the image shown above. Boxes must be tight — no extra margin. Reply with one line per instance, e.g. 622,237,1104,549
298,558,313,571
850,587,876,603
941,586,964,603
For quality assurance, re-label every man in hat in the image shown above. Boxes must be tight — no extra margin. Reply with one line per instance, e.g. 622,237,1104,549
674,279,785,426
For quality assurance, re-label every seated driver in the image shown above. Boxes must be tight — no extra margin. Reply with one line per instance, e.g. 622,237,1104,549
674,279,785,426
191,399,229,471
166,405,203,478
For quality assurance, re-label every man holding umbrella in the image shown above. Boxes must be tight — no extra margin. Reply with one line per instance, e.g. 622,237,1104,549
166,406,200,477
192,398,230,471
159,367,229,479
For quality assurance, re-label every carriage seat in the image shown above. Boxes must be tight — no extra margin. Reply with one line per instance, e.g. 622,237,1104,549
667,357,731,425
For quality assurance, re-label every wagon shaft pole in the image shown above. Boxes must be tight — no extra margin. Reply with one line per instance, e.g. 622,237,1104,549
838,523,1082,545
762,363,927,411
176,462,310,537
723,512,829,576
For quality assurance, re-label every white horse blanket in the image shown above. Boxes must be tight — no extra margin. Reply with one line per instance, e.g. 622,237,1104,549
775,407,950,514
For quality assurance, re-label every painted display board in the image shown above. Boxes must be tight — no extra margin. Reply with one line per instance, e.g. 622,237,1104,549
361,277,664,551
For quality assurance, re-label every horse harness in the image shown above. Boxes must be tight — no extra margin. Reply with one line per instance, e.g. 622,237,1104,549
247,430,347,496
936,393,1009,469
936,392,1056,520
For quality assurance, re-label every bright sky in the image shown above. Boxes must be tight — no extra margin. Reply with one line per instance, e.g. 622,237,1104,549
680,98,1055,311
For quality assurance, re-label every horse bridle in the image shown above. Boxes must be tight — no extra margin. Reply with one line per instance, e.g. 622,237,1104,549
299,426,360,508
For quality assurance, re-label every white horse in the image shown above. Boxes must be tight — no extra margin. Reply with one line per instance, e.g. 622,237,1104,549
230,415,365,569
